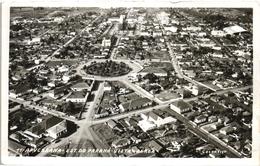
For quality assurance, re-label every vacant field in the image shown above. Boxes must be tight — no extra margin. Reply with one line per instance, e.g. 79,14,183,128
155,90,180,101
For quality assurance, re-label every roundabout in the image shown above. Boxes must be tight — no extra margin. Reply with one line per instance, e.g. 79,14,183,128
84,60,131,77
75,59,143,81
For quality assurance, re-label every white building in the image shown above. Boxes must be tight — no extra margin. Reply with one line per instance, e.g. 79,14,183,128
170,100,192,114
138,112,177,132
223,25,246,35
164,26,178,33
46,120,67,139
211,30,226,37
66,91,88,103
102,37,111,47
138,119,156,132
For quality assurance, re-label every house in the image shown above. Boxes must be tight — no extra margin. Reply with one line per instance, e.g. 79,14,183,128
148,140,163,153
170,100,192,114
211,50,223,58
24,115,67,140
46,120,67,139
120,97,152,112
49,87,65,99
58,65,69,73
62,74,72,83
111,138,131,149
107,119,117,129
211,30,225,37
140,112,177,128
66,91,88,103
139,67,168,77
48,81,58,87
222,135,234,143
104,82,112,91
164,26,178,33
71,81,93,91
130,136,141,144
183,70,196,78
152,31,163,37
102,37,111,47
194,115,207,124
185,84,204,96
183,26,201,32
219,126,236,135
208,116,218,123
94,54,106,59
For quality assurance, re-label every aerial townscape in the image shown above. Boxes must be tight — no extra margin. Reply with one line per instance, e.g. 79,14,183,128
8,7,252,158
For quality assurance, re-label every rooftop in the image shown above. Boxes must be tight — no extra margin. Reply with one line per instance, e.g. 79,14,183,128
67,91,86,99
223,25,247,35
171,100,192,110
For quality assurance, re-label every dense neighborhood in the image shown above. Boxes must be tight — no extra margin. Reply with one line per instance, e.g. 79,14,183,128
8,7,252,158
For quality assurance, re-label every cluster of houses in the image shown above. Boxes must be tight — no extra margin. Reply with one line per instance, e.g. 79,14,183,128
96,108,225,157
9,114,68,151
95,82,154,119
170,89,252,156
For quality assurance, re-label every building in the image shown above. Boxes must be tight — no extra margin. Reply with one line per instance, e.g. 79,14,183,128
138,119,156,132
170,100,192,114
111,138,131,149
211,30,225,37
219,126,236,135
183,70,196,78
107,15,124,24
66,91,88,103
104,82,112,91
157,12,170,25
71,81,93,91
49,87,65,99
107,119,117,129
102,37,111,47
223,25,247,35
139,67,168,77
183,26,202,32
46,120,67,139
148,140,163,153
24,115,67,140
120,97,152,112
141,112,177,127
164,26,178,33
194,115,207,124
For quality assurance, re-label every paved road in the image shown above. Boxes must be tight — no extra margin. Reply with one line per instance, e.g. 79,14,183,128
160,23,223,92
74,82,115,157
91,84,252,125
9,97,78,123
184,85,252,102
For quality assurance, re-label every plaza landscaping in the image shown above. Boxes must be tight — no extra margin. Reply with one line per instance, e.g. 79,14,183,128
84,60,132,77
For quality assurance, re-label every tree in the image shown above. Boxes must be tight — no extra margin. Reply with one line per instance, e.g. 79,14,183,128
144,73,158,83
63,101,75,115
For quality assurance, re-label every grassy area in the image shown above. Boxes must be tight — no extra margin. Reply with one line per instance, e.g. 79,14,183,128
155,91,180,101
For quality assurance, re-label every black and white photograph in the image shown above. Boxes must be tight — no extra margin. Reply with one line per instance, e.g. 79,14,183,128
1,0,260,166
